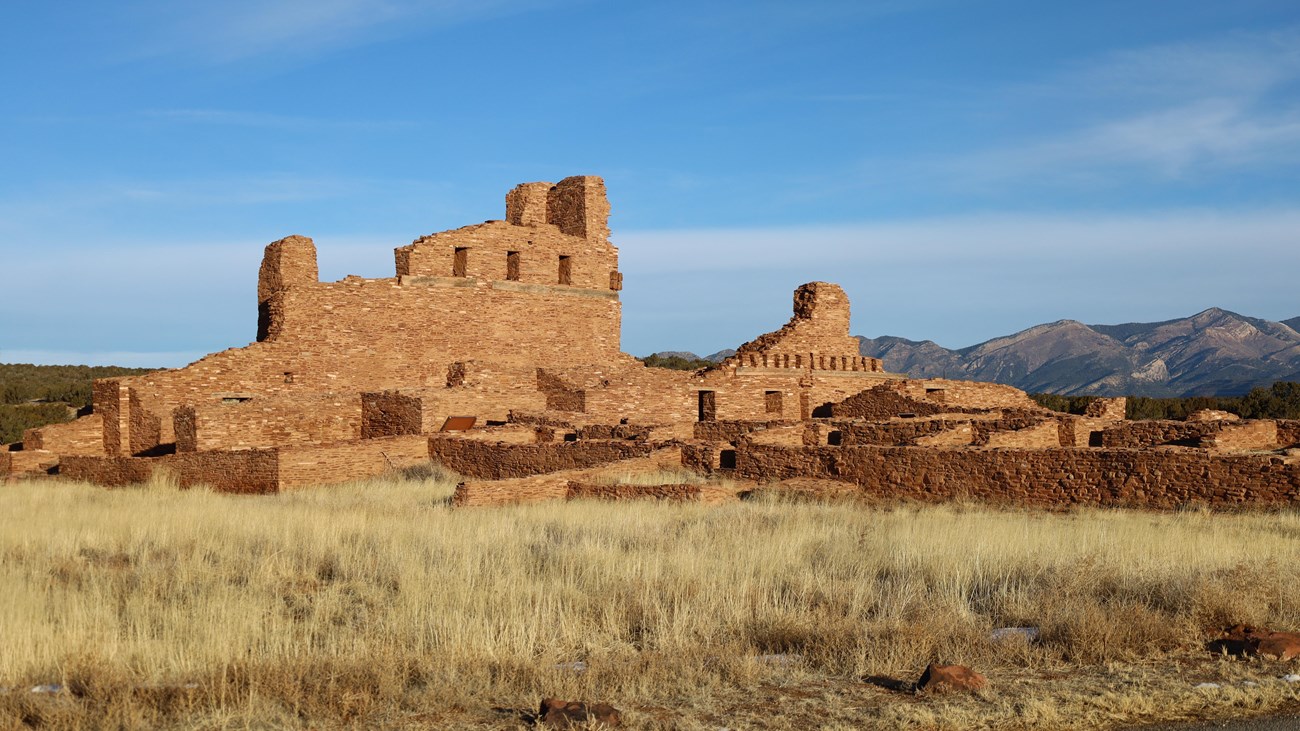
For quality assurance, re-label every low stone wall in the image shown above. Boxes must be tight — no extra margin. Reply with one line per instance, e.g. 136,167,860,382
565,481,737,504
175,394,360,452
832,415,1052,448
1277,420,1300,448
1099,420,1220,448
576,424,652,441
565,482,702,502
451,447,684,507
61,450,280,493
23,415,104,456
428,437,654,480
982,420,1061,449
1205,421,1279,452
60,454,160,486
361,391,423,438
733,444,1300,509
694,420,793,442
276,435,429,488
3,449,60,478
829,385,954,420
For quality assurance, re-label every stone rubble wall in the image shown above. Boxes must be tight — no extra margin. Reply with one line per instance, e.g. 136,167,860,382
829,383,965,420
733,444,1300,508
564,481,737,504
981,420,1062,449
1204,420,1279,452
60,449,280,493
1099,420,1222,448
1084,397,1127,420
360,391,423,438
59,434,430,492
428,436,655,480
894,379,1042,412
450,447,683,507
1274,420,1300,448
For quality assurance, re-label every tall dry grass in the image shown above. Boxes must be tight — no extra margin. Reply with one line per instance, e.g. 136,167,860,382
2,472,1300,729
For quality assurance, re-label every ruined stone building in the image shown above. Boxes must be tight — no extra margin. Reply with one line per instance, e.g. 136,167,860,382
5,176,1299,508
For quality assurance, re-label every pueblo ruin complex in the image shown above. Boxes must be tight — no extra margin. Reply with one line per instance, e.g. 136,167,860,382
5,176,1300,507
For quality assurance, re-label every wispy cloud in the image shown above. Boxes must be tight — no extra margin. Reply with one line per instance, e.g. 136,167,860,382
131,0,560,63
909,27,1300,189
619,207,1300,350
949,99,1300,183
140,109,416,131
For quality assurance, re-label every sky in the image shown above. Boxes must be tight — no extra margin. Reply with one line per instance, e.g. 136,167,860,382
2,0,1299,367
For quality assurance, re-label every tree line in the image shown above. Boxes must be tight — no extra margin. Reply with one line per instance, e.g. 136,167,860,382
1,363,154,444
1031,381,1300,421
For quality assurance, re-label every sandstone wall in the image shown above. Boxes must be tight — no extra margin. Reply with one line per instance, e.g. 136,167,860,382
729,282,863,367
895,379,1042,412
60,450,280,493
1279,421,1300,448
22,414,104,455
565,482,703,501
564,481,736,504
97,274,618,453
450,447,683,507
829,384,954,420
276,435,429,489
1204,420,1279,452
1099,420,1218,448
361,391,422,438
175,394,360,452
1084,397,1127,420
3,449,59,478
982,420,1061,449
428,437,655,480
733,444,1300,509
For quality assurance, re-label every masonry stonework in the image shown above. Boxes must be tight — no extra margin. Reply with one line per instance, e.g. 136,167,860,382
7,175,1298,509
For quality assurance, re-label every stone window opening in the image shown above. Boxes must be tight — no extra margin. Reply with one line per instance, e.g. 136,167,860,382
558,255,572,285
453,247,468,277
764,390,782,414
506,251,520,281
719,449,737,469
283,372,294,384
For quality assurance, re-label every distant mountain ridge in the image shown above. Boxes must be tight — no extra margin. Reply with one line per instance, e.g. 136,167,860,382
859,308,1300,397
653,310,1300,396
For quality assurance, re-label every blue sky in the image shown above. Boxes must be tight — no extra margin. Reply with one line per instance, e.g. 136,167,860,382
3,0,1300,366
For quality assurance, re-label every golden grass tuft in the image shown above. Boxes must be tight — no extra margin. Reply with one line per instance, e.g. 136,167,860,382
2,474,1300,728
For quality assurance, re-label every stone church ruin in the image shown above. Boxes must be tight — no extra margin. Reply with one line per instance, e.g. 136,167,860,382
5,176,1300,508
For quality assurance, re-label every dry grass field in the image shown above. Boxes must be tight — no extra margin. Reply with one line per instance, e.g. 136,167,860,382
3,470,1300,729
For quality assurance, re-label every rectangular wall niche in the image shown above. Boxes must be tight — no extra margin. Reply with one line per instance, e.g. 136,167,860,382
764,390,782,414
558,255,572,285
453,247,468,277
698,391,716,422
506,251,520,281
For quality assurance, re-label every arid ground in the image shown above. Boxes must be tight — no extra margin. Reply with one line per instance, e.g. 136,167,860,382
3,472,1299,729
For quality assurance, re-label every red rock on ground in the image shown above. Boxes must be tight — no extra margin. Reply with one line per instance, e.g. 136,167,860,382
539,698,622,728
915,663,988,693
1211,625,1300,661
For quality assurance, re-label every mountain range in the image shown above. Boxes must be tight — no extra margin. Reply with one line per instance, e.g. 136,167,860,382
654,309,1300,397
